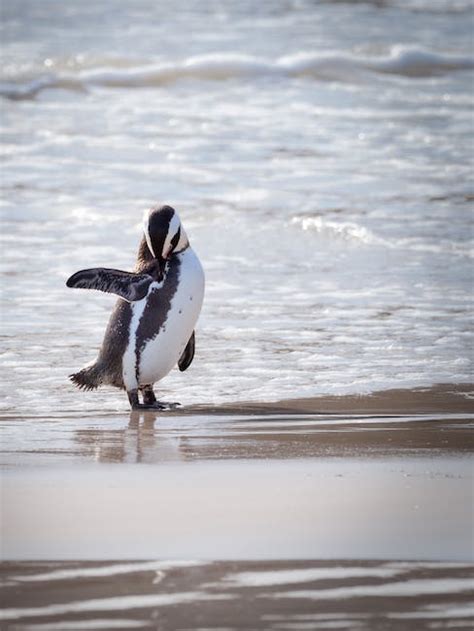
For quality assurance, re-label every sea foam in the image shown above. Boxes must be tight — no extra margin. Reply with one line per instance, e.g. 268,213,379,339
1,46,473,100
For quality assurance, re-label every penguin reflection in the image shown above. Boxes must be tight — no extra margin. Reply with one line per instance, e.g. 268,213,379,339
73,411,189,464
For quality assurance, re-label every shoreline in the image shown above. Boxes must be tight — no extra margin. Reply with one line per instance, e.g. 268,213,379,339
184,383,474,417
1,386,472,561
1,383,473,422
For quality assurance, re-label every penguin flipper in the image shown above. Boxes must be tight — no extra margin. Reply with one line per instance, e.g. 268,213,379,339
178,331,195,372
66,268,153,302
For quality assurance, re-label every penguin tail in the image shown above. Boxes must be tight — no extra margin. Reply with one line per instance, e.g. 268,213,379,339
69,363,103,391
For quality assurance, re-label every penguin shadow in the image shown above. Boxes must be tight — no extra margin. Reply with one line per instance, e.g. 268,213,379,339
74,409,191,464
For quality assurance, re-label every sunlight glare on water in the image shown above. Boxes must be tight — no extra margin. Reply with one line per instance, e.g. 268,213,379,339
0,0,473,413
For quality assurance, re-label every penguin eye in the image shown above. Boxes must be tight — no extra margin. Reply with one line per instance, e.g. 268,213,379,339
170,227,181,251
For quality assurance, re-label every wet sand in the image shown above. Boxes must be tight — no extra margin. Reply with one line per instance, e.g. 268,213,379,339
1,383,473,467
2,454,472,561
188,383,474,416
1,384,473,628
1,560,473,630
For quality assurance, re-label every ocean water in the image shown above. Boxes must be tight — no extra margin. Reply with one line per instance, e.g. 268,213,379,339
1,0,473,413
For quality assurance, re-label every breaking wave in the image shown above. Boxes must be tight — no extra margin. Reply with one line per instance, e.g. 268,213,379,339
292,215,474,258
291,216,384,246
2,46,473,100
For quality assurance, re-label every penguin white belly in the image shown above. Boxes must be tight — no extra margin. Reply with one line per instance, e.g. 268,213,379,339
125,248,204,388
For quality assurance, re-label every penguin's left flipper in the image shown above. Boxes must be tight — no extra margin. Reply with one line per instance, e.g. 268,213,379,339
66,268,154,302
178,331,195,372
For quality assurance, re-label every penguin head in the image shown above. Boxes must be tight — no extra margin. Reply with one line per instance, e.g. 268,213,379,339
143,205,189,263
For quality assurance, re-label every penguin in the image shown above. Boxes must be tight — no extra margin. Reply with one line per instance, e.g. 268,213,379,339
66,204,205,409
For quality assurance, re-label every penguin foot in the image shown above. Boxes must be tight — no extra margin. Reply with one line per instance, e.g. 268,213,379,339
127,388,180,410
142,384,158,406
134,401,180,410
131,402,167,410
156,401,181,409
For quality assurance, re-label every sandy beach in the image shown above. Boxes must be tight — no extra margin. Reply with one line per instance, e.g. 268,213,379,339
1,561,473,630
1,385,473,628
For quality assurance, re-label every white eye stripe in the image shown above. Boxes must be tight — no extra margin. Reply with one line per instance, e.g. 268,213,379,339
162,212,181,257
176,225,189,252
142,209,156,257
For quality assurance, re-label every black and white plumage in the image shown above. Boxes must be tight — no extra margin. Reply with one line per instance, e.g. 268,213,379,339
66,268,154,302
67,205,205,409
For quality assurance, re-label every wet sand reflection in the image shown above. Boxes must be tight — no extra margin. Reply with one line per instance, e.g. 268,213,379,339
67,408,474,466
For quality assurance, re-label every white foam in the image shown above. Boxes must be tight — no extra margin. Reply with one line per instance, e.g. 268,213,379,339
291,215,474,258
291,216,383,246
370,45,474,76
1,46,472,99
1,2,473,409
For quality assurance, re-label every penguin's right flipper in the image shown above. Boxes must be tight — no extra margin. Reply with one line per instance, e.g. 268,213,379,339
66,268,153,302
178,331,195,371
